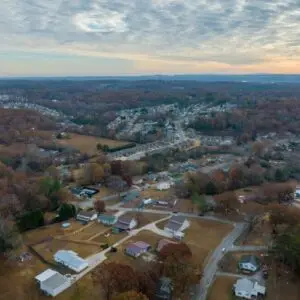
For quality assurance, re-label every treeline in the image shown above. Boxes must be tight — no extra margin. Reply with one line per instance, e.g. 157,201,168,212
189,99,300,142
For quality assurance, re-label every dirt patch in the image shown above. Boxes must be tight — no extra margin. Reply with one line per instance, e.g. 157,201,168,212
57,133,131,154
207,276,236,300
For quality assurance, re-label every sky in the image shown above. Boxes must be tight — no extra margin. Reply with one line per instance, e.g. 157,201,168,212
1,0,300,76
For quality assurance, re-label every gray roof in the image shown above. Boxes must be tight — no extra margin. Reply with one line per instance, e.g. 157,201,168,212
42,273,69,290
77,210,96,218
169,215,186,224
164,215,186,231
239,255,260,267
235,278,254,294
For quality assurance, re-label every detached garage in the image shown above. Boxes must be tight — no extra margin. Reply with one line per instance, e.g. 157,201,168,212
35,269,71,297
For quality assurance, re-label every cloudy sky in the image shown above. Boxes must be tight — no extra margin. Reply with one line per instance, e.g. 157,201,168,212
1,0,300,76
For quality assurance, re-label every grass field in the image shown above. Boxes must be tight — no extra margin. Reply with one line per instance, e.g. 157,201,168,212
156,218,233,268
120,212,167,228
23,220,84,245
65,222,108,241
57,133,131,154
207,276,236,300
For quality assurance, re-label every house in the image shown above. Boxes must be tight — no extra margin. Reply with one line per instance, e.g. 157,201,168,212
112,216,137,233
234,278,266,300
156,239,178,253
164,216,190,237
142,198,153,205
125,241,151,257
122,190,140,203
98,213,117,225
155,277,173,300
35,269,71,297
156,182,172,191
76,210,97,223
239,255,260,273
80,187,99,198
54,250,88,273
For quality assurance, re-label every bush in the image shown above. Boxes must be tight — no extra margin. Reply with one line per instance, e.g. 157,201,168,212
17,210,44,231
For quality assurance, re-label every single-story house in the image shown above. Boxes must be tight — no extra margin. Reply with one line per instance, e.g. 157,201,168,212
164,216,190,237
234,278,266,300
142,198,153,205
156,239,178,253
98,213,117,225
35,269,71,297
239,255,260,273
125,241,151,258
54,250,88,273
80,187,99,198
122,190,140,203
112,216,137,233
76,210,97,223
156,182,172,191
155,277,173,300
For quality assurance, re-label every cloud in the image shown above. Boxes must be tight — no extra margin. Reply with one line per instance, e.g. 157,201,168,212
0,0,300,75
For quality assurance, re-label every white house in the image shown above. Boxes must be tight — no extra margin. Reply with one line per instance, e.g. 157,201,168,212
54,250,88,273
238,255,260,273
156,182,172,191
142,198,153,205
35,269,71,297
113,216,138,232
76,210,97,223
234,278,266,300
164,216,190,236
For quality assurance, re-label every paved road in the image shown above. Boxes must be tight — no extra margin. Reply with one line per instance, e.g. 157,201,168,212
194,222,248,300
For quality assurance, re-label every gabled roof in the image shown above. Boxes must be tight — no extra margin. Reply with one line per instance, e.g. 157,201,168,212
77,210,96,218
54,250,88,272
118,216,135,224
164,216,187,231
239,255,260,267
99,213,116,220
42,272,69,290
35,269,57,282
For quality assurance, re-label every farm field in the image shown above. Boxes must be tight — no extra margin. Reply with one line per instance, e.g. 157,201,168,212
207,276,236,300
56,133,131,154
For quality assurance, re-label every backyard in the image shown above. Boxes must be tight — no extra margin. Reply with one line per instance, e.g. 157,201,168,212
207,276,236,300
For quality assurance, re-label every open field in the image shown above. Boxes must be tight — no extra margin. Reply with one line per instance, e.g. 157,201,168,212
157,218,232,267
207,276,236,300
32,239,102,263
120,212,167,228
23,220,84,245
65,222,108,241
92,230,128,245
140,188,172,200
57,133,131,154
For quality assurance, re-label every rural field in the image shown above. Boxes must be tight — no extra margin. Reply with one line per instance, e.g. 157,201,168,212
57,133,131,154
